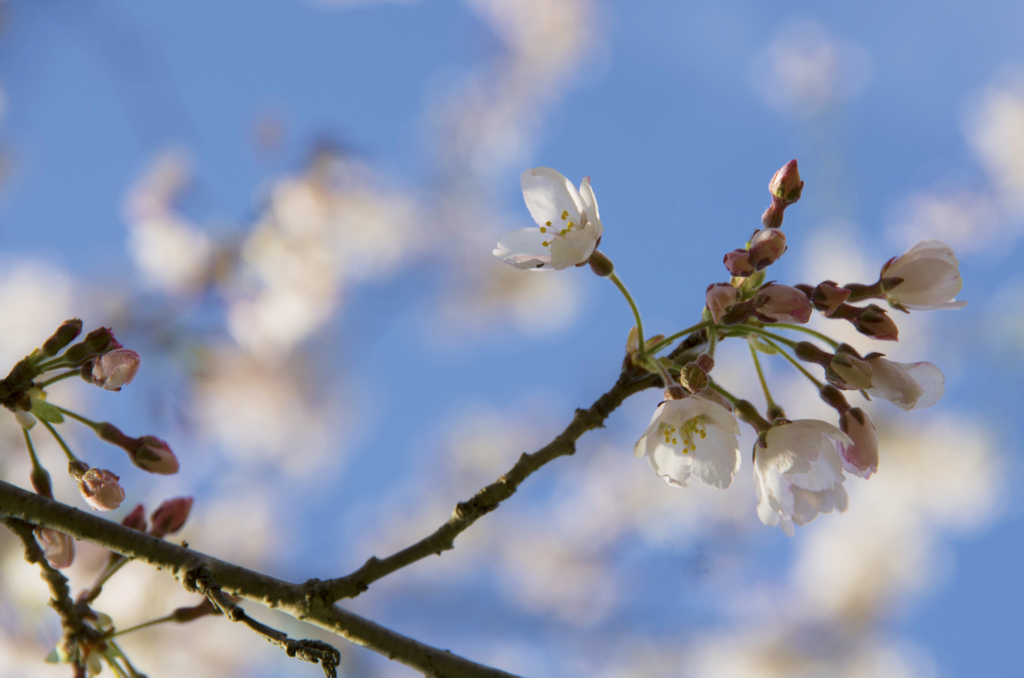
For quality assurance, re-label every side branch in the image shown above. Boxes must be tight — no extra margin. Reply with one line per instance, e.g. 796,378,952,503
0,482,522,678
320,369,664,602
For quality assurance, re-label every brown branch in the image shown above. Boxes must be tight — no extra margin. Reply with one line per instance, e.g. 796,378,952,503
0,483,521,678
318,334,706,603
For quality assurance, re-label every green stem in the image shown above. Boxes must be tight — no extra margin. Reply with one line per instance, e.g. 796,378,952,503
51,405,102,432
22,429,44,473
109,614,178,638
37,370,82,389
34,358,71,373
749,342,777,412
39,420,78,463
646,320,713,355
608,272,645,354
727,324,799,348
103,654,129,678
642,355,677,390
708,380,740,406
770,323,839,348
108,640,143,678
707,325,719,357
763,339,824,389
81,556,129,605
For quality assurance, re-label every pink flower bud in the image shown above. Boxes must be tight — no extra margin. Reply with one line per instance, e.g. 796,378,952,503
132,436,179,475
91,349,141,391
855,305,899,341
768,159,804,204
149,497,194,538
723,249,755,277
121,504,148,532
705,283,739,323
811,281,851,316
838,408,879,478
36,528,75,569
78,468,125,511
748,229,787,270
879,240,966,311
754,284,813,324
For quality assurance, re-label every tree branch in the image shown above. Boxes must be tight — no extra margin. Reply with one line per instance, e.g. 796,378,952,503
0,482,522,678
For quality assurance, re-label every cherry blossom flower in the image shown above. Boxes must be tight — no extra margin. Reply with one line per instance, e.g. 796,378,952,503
494,167,603,270
91,349,141,391
838,408,879,478
864,356,944,410
634,396,741,488
881,240,967,310
36,528,75,569
754,419,851,536
78,468,125,511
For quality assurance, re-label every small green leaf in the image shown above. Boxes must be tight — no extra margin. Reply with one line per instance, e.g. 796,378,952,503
31,400,65,424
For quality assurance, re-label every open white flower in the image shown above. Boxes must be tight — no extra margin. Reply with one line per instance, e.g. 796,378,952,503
634,396,741,488
754,419,851,536
864,356,944,410
494,167,603,270
881,240,967,310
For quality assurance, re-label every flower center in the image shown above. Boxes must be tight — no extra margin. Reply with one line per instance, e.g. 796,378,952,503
658,416,707,454
540,210,584,248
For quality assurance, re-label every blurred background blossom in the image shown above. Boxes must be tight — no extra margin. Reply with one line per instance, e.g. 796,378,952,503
0,1,1022,677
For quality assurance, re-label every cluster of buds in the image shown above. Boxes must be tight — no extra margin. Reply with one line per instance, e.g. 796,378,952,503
494,161,965,536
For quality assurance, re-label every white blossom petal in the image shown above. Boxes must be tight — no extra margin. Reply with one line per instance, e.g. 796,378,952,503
493,228,553,270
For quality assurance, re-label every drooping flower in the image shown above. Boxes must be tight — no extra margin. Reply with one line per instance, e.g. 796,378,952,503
755,283,813,323
864,356,944,410
753,419,851,536
78,468,125,511
706,283,739,323
91,349,141,391
881,240,967,311
493,167,603,270
634,396,741,488
838,408,879,478
36,528,75,569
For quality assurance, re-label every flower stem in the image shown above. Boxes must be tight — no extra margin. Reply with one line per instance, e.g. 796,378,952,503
36,370,82,388
52,405,102,432
770,323,839,348
39,420,78,463
763,338,824,389
727,324,799,348
110,614,177,638
22,429,44,473
646,320,713,355
749,341,779,415
707,324,719,357
708,380,740,406
608,272,645,354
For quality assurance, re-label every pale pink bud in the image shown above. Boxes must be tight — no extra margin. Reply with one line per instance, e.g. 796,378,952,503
755,284,813,323
149,497,194,538
855,305,899,341
769,159,804,204
812,281,851,316
78,468,125,511
880,240,966,311
723,249,755,277
121,504,148,532
748,229,787,270
132,436,179,475
91,349,141,391
705,283,739,323
838,408,879,478
36,528,75,569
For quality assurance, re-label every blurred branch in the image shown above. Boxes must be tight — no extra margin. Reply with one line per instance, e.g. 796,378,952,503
0,483,521,678
318,333,708,603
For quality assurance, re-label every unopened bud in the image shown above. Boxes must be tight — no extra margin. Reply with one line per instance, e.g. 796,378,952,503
706,283,739,323
121,504,147,532
132,436,179,475
62,328,119,366
587,250,615,277
91,349,141,392
36,528,75,569
768,159,804,204
854,304,899,341
680,362,709,393
15,410,36,430
40,319,83,358
171,599,220,623
810,281,851,316
77,468,125,512
754,284,813,324
749,229,787,270
31,465,53,498
723,249,755,277
149,497,194,538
